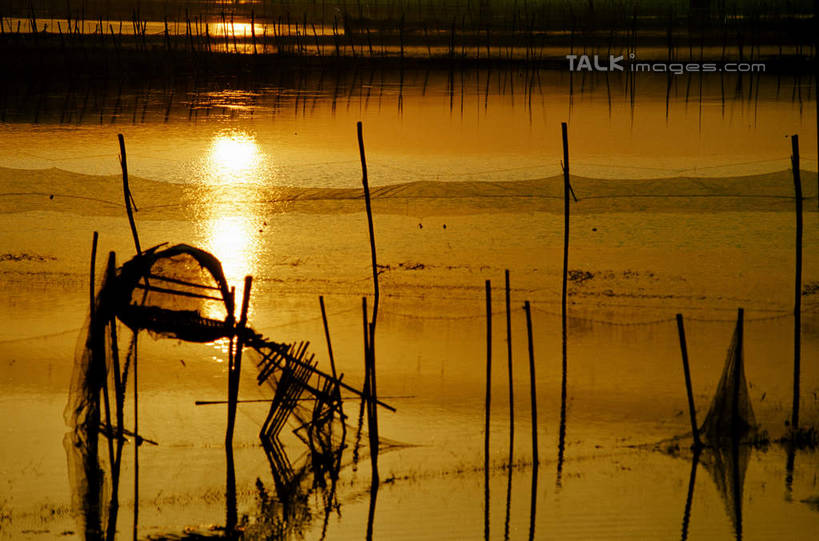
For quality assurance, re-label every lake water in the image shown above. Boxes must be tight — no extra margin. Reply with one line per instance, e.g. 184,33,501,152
0,68,818,539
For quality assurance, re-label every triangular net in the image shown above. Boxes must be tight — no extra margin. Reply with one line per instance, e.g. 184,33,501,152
699,310,756,445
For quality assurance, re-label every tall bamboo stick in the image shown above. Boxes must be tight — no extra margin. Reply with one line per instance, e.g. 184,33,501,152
505,270,514,464
791,133,802,431
90,231,115,471
226,276,252,448
524,301,539,465
561,122,570,343
557,122,571,486
107,252,124,437
358,121,380,477
484,278,492,541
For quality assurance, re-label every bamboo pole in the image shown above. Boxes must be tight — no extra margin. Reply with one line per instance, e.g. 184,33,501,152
524,301,539,465
358,121,379,325
319,296,338,380
117,134,141,256
226,276,252,448
676,314,702,448
107,252,124,437
89,230,98,322
90,232,116,471
791,133,802,431
484,278,492,541
366,317,379,478
358,121,380,477
560,122,570,355
132,332,139,541
505,270,514,463
195,395,412,406
485,280,493,461
557,122,571,486
527,461,539,541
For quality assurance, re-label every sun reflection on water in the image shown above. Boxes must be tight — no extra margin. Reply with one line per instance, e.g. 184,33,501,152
196,130,267,328
207,130,263,185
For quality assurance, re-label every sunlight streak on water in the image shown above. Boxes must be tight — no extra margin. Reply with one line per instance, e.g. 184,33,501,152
206,130,264,186
197,130,266,315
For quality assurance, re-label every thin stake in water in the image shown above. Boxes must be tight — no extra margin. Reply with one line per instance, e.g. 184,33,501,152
676,314,702,448
319,295,338,382
117,134,141,256
484,279,492,541
524,301,539,465
505,270,514,464
357,120,380,479
790,134,802,431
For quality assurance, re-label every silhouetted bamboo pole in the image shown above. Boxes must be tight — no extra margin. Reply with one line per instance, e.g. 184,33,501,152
90,231,115,470
358,121,380,477
361,296,378,478
560,122,570,353
89,232,98,322
367,323,378,477
107,251,124,437
527,461,539,541
485,280,493,461
358,121,379,325
557,122,572,486
226,276,252,448
319,296,338,380
676,314,702,448
524,301,538,465
791,134,803,431
484,278,492,541
132,331,139,541
117,134,141,256
505,270,514,463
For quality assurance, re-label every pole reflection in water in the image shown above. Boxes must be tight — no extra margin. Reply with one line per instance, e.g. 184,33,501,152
366,478,379,541
680,449,701,541
785,443,796,501
528,464,539,541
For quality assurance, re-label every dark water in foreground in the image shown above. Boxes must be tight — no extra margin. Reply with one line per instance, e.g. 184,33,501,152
0,69,818,539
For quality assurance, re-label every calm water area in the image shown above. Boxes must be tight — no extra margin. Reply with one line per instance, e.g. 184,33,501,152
0,66,818,539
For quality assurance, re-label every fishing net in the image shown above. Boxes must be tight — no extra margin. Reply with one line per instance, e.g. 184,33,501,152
64,244,237,537
699,310,756,444
114,244,234,343
64,242,363,537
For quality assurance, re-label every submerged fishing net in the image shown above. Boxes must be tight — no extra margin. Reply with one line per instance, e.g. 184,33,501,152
699,310,756,444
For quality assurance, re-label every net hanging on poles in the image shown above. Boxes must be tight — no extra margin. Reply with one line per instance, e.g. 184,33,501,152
699,309,756,445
